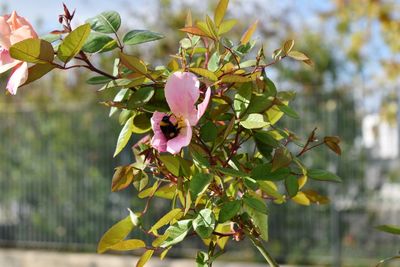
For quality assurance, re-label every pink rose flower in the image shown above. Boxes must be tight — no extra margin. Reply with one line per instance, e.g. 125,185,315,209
151,71,211,154
0,11,38,95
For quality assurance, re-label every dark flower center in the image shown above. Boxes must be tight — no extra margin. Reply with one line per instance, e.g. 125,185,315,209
160,115,180,140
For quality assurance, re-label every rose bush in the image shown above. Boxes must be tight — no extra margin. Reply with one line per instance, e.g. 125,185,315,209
3,1,342,266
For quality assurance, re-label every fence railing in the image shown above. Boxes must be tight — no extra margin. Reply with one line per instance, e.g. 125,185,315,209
0,93,398,266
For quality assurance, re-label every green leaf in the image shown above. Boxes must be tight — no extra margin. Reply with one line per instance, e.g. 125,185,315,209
87,11,121,34
285,175,299,198
86,75,113,85
246,94,272,114
128,87,155,109
23,63,55,86
161,219,192,248
240,113,269,129
251,164,290,181
196,251,209,267
58,24,91,63
240,20,258,45
375,225,400,235
10,38,54,63
308,169,342,183
82,32,114,53
218,19,237,35
150,209,183,233
97,216,134,253
288,50,309,61
217,167,248,178
119,52,147,74
123,30,164,45
193,209,216,239
189,68,218,81
109,239,146,251
219,200,241,223
283,39,295,54
271,147,292,171
131,112,151,134
200,121,218,143
243,195,267,214
246,207,269,241
159,155,180,176
214,0,229,26
207,52,220,72
136,249,154,267
111,165,134,192
278,104,299,119
189,173,212,198
113,116,133,157
254,131,280,147
220,74,251,83
234,83,252,117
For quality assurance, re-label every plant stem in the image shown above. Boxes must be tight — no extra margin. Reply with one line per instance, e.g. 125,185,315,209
246,231,279,267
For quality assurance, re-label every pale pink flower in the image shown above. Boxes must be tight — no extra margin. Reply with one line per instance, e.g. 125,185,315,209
0,11,37,95
151,72,211,154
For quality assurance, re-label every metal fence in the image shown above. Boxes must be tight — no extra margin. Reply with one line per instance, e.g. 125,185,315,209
0,93,399,266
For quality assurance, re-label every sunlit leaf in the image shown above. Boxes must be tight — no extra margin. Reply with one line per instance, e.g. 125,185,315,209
375,225,400,235
119,52,148,74
97,216,133,253
123,30,164,45
10,38,54,63
109,239,146,251
240,20,258,45
159,155,180,176
240,113,269,129
82,32,114,53
193,209,216,239
214,0,229,26
58,24,91,63
218,19,237,35
150,209,183,233
113,116,133,157
136,249,154,267
161,219,192,248
87,11,121,34
190,68,218,81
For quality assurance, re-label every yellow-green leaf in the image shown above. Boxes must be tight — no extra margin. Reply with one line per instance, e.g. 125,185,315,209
240,20,258,45
190,67,218,81
288,50,309,61
150,209,183,233
292,192,310,206
97,216,134,253
109,239,146,251
119,52,147,74
23,63,55,86
111,165,135,192
283,39,295,54
10,38,54,63
214,0,229,27
58,24,91,63
218,19,237,35
136,249,154,267
220,74,251,83
113,116,133,157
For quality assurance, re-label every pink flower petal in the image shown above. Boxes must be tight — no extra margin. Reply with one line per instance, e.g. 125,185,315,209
165,71,200,119
6,62,28,95
166,119,192,154
0,16,11,49
0,49,19,73
150,111,168,152
196,87,211,124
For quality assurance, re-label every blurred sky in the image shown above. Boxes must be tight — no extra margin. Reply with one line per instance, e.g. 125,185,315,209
1,0,395,113
1,0,331,33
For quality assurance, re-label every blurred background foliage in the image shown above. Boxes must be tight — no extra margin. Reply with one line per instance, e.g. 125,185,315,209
0,0,399,266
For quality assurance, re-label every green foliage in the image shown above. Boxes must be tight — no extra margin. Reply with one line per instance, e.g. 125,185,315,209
123,30,164,45
19,1,343,266
86,11,121,34
10,38,54,63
